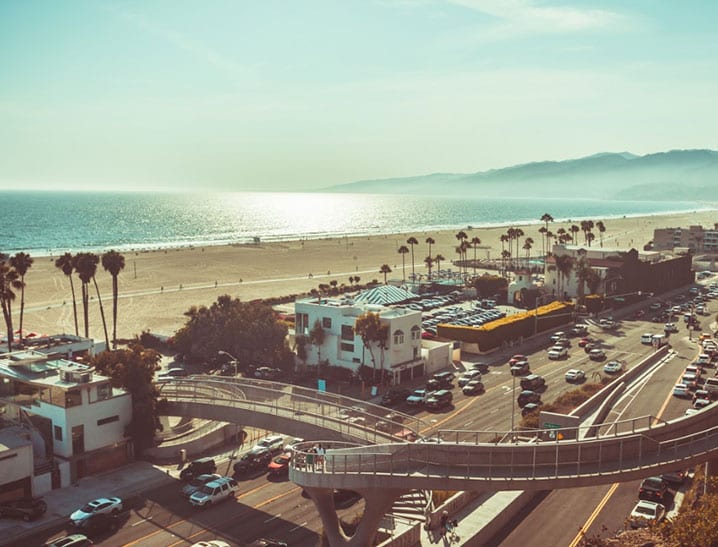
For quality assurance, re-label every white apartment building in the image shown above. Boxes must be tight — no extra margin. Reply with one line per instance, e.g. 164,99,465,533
0,350,133,487
295,295,445,385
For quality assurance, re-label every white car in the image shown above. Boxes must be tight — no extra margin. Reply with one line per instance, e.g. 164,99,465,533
191,542,231,547
550,331,566,343
629,499,666,528
253,435,285,454
565,369,585,383
70,497,123,526
673,383,690,398
547,345,568,360
697,354,711,366
189,476,239,507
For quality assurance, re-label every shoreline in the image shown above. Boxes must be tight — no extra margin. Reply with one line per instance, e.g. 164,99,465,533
5,208,718,343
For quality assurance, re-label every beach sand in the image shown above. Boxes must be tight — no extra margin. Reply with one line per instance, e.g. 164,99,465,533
9,209,717,343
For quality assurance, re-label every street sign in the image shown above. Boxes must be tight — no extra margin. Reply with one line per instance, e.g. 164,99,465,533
544,422,564,440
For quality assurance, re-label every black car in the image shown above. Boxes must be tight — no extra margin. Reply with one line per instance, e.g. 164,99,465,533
517,390,541,407
426,377,452,391
233,447,272,475
638,476,669,503
380,388,410,406
0,497,47,521
179,457,217,482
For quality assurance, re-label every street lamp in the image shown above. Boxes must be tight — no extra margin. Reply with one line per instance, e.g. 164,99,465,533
217,350,238,376
510,372,517,442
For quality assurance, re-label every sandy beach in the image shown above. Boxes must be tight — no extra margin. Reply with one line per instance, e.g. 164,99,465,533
8,209,717,343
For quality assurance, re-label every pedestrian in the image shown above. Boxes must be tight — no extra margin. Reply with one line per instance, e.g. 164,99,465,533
316,443,325,468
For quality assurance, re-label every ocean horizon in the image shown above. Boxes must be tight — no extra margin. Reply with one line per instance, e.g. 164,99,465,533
0,190,713,257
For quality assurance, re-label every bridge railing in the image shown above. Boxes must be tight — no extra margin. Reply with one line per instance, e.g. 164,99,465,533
156,376,427,444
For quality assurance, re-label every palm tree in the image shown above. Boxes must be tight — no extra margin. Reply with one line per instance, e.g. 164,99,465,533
379,264,392,284
514,228,525,266
555,254,575,298
425,237,435,260
55,253,79,335
596,221,606,247
9,252,33,342
0,254,22,351
540,213,554,236
74,252,109,346
424,255,434,280
586,232,596,247
539,213,554,273
406,237,419,279
455,231,468,276
523,237,534,270
397,246,409,282
569,224,580,244
101,250,125,349
434,254,445,276
500,234,510,274
470,236,481,276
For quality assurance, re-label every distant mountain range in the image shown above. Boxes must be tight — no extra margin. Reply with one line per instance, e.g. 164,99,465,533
325,149,718,201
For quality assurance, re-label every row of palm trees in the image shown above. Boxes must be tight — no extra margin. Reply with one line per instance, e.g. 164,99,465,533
378,214,609,287
0,249,126,352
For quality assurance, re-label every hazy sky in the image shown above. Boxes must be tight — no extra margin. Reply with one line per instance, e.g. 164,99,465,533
1,1,717,192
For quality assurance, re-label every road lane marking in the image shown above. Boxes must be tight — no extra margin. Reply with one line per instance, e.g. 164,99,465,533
568,354,686,546
131,516,153,526
264,514,281,523
290,522,308,532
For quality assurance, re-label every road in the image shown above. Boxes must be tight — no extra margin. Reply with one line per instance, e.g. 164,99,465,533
22,288,715,547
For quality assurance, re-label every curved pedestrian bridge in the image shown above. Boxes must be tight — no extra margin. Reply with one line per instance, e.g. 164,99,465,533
158,376,718,491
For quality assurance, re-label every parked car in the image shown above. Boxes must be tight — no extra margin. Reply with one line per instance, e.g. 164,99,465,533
661,469,687,486
233,448,272,475
508,354,527,366
180,458,217,481
426,377,452,391
380,388,411,406
70,498,123,527
603,360,623,374
578,337,594,348
520,374,545,391
629,500,666,528
664,323,678,333
638,477,669,503
432,371,455,383
0,497,47,521
510,360,530,376
157,367,188,380
673,383,690,398
468,362,490,373
462,380,485,395
406,388,432,405
547,345,568,360
521,402,543,416
694,397,712,409
191,541,232,547
570,324,589,336
189,476,239,508
565,369,586,383
182,474,222,498
550,331,566,343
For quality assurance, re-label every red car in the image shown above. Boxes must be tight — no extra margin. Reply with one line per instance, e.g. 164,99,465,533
508,354,527,366
267,452,292,476
578,337,593,347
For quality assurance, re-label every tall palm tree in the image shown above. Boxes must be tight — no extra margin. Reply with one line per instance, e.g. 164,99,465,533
500,234,510,274
425,237,435,260
555,254,575,298
434,254,445,276
74,252,109,346
514,228,525,266
101,250,125,349
523,237,534,270
569,224,580,244
424,255,434,280
586,232,596,247
397,246,409,282
455,231,468,276
470,236,481,276
540,213,554,236
539,213,554,274
406,237,419,278
0,254,22,351
379,264,392,284
596,221,606,247
55,253,79,335
9,252,33,342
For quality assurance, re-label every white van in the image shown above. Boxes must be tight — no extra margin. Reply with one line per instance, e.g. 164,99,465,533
640,333,654,345
189,476,238,507
651,334,666,347
704,377,718,394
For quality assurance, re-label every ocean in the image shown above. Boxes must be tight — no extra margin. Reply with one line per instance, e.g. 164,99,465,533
0,191,712,257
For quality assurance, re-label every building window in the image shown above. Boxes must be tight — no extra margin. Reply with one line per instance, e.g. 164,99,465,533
393,330,404,345
340,343,354,352
65,389,82,408
54,425,62,441
322,317,332,329
97,415,119,426
411,325,421,340
341,324,354,341
97,383,111,400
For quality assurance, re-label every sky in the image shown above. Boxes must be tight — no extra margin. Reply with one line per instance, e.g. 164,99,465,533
1,0,718,192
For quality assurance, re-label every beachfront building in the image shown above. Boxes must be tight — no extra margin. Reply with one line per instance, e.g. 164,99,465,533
0,425,34,502
294,293,451,385
0,333,100,359
0,350,133,490
545,244,693,300
653,224,718,253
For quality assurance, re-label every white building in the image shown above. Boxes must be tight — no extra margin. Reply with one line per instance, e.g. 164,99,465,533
0,426,34,502
294,295,449,385
0,350,133,487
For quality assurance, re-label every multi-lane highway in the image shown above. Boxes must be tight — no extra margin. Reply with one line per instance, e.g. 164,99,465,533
25,286,715,547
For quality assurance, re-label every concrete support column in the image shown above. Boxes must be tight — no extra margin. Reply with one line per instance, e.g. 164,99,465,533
305,487,406,546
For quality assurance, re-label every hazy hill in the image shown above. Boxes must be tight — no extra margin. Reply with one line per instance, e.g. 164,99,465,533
326,149,718,201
